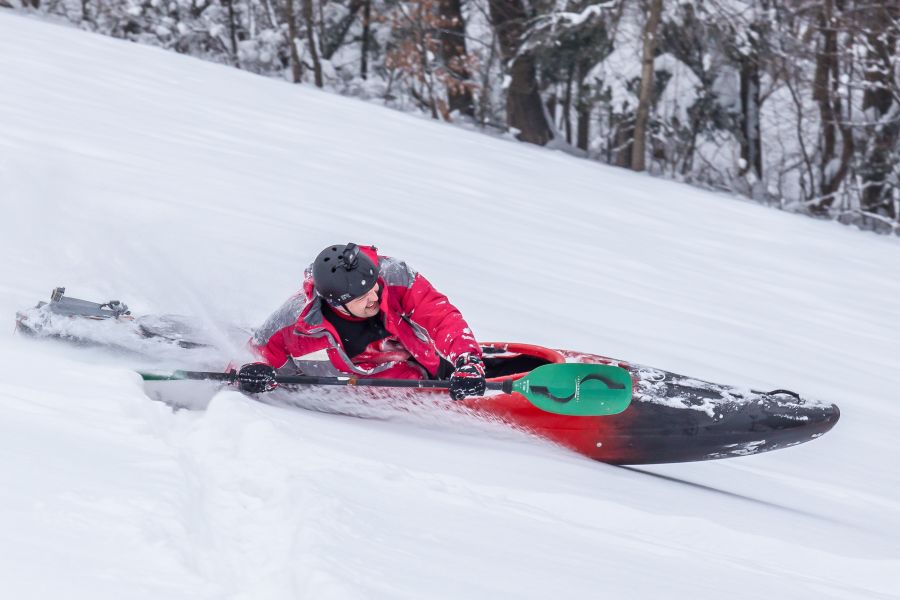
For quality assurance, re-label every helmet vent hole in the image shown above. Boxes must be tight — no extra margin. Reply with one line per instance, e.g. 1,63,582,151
323,257,329,262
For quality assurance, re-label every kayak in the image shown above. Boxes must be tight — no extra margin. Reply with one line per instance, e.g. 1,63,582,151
15,288,840,464
465,343,839,464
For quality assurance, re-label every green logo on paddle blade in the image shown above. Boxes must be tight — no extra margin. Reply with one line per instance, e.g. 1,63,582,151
511,363,632,416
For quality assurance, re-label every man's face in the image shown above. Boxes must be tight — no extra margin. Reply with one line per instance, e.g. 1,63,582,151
344,283,381,318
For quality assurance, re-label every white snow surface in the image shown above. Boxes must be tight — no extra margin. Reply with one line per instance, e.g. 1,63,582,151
1,12,899,600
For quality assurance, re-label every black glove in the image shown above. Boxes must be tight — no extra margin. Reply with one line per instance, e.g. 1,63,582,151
236,362,278,393
448,353,486,401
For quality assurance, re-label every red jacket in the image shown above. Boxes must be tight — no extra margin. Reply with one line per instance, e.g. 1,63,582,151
251,246,481,379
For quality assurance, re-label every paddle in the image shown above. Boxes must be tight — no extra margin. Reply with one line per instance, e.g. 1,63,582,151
141,363,632,417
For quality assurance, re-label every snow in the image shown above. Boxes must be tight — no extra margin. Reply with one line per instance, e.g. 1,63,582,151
1,10,900,599
653,53,702,125
541,2,617,29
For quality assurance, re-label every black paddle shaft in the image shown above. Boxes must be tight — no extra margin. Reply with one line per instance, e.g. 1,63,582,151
171,369,514,393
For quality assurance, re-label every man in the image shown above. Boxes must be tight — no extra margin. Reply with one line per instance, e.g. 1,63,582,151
236,243,486,400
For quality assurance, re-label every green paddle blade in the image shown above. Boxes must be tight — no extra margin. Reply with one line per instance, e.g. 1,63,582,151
510,363,633,416
140,372,183,381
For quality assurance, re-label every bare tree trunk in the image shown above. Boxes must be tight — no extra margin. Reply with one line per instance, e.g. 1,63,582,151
576,95,590,152
614,116,635,168
813,0,837,209
320,0,362,60
488,0,553,145
507,54,553,144
417,22,440,119
738,55,762,180
438,0,475,117
285,0,303,83
563,65,573,144
478,31,499,127
632,0,664,171
361,0,371,80
260,0,278,29
224,0,240,65
859,3,899,221
783,75,816,201
812,0,853,212
736,1,769,186
575,62,591,152
302,0,323,87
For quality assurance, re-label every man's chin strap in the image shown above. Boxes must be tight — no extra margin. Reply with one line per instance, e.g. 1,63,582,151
333,303,366,321
315,289,351,316
329,285,381,318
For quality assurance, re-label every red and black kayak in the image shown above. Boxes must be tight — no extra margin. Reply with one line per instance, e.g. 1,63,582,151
461,343,839,464
16,289,840,465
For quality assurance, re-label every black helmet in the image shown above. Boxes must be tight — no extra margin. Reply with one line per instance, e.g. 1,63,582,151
312,243,378,306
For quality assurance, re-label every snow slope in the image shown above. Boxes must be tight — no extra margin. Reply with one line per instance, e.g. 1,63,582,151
2,11,899,599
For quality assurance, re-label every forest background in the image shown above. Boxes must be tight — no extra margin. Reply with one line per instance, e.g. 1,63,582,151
5,0,898,234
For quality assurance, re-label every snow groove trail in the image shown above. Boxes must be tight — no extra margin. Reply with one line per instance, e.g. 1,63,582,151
157,392,566,600
172,396,335,599
2,335,898,600
142,387,899,600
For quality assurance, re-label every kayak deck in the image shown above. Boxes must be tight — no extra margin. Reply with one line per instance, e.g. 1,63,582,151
464,344,839,464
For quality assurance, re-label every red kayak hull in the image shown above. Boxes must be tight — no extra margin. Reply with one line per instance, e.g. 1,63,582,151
459,343,839,464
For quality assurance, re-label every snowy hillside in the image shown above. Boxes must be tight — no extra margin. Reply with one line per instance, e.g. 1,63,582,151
1,11,899,599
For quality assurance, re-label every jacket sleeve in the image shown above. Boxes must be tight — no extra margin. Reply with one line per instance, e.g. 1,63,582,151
401,272,481,363
249,328,290,369
249,293,308,369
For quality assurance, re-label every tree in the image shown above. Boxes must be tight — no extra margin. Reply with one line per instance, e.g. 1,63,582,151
224,0,241,63
285,0,304,82
736,2,768,186
811,0,853,213
383,0,477,120
857,2,900,225
438,0,475,116
361,0,372,78
527,1,618,150
488,0,553,144
631,0,663,171
301,0,324,86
